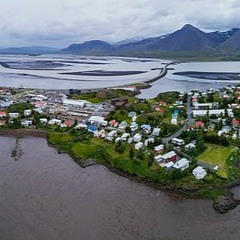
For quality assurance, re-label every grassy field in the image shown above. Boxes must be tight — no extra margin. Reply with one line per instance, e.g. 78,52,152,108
197,145,234,178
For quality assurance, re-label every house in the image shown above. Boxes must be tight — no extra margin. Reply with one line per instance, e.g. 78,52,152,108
9,112,20,119
0,120,6,125
171,138,185,146
87,125,98,133
221,125,231,133
135,142,143,150
154,144,165,154
141,124,151,134
88,116,108,126
24,109,32,116
115,137,121,143
127,137,133,144
128,111,137,117
232,119,239,128
154,151,177,164
120,133,130,141
152,128,161,136
75,123,88,129
173,158,189,171
133,133,142,143
48,119,62,125
165,161,174,169
130,122,138,132
39,118,48,124
192,166,207,179
185,142,196,150
0,111,7,118
21,120,33,127
109,119,118,127
94,129,106,138
159,101,167,106
119,121,127,130
61,120,74,128
105,130,118,141
195,121,205,129
144,137,154,146
193,102,212,110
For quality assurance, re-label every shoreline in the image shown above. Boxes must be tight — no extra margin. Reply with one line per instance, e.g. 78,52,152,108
1,128,240,213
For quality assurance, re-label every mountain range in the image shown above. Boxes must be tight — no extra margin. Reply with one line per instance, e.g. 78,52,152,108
1,24,240,58
60,24,240,57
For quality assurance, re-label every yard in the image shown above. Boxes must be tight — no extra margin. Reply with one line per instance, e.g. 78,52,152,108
197,145,234,178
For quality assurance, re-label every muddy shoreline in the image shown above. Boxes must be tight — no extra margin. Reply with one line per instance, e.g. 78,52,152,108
1,128,240,213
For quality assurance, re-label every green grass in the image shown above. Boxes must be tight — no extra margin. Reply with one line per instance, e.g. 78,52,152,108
197,145,234,178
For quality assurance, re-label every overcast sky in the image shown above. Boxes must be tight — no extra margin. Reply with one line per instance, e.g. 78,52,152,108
1,0,240,48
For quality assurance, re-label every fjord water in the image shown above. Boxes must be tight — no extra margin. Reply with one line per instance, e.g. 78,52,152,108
1,136,240,240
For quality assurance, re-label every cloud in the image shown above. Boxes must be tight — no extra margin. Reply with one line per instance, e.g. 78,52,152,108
0,0,240,47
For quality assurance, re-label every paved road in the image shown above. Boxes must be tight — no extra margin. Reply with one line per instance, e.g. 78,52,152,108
162,95,194,144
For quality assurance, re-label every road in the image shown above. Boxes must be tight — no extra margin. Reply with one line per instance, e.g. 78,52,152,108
162,95,194,144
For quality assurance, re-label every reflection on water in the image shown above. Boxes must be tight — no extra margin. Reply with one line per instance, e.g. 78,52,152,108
1,136,240,240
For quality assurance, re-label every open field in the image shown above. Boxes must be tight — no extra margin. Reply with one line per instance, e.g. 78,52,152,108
197,145,234,178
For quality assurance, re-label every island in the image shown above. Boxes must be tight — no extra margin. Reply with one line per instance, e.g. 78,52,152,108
1,86,240,213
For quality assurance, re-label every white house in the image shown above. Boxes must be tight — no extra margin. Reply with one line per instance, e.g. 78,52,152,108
130,122,138,132
75,123,88,129
135,142,143,150
154,144,164,154
127,137,133,144
172,138,185,146
165,161,174,169
9,112,20,119
39,118,48,124
173,158,189,171
133,133,142,143
105,130,118,141
24,109,32,116
185,142,196,150
192,166,207,179
121,133,130,141
48,119,62,125
88,116,108,126
144,137,154,146
152,127,161,136
21,120,33,127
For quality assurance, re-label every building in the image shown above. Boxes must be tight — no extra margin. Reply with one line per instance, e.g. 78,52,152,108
130,122,138,132
135,142,143,150
62,99,88,109
154,151,177,164
105,130,118,141
9,113,20,119
192,166,207,180
0,111,7,118
172,138,185,146
24,109,32,116
133,133,142,143
152,127,161,136
21,120,33,127
173,158,189,171
192,109,234,118
88,116,108,126
120,133,130,141
48,119,62,125
154,144,165,154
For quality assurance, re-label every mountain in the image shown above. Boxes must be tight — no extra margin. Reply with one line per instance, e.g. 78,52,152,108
61,40,113,54
217,29,240,52
0,46,59,55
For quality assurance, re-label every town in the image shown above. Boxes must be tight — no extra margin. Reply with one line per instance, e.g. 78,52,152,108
0,85,240,199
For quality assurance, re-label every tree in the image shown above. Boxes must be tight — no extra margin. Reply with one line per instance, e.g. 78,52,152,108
129,146,135,159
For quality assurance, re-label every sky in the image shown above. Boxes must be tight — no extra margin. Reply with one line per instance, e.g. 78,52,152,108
0,0,240,48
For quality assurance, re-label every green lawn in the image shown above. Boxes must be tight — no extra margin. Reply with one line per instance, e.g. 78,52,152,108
197,145,234,178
